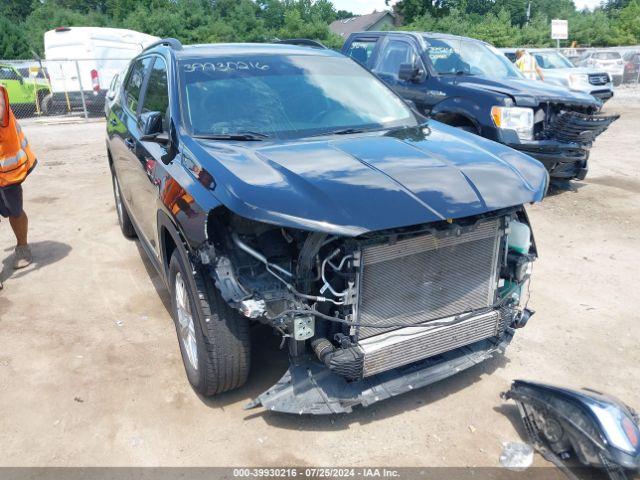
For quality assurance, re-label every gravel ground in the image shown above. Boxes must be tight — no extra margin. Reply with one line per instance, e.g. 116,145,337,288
0,97,638,468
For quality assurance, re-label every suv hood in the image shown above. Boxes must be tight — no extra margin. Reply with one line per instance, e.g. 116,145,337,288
445,75,601,108
185,122,547,236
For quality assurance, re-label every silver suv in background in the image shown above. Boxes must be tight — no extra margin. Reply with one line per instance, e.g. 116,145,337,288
576,50,624,86
501,48,614,103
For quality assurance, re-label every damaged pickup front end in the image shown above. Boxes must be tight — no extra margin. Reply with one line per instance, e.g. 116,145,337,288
499,95,619,181
197,204,537,414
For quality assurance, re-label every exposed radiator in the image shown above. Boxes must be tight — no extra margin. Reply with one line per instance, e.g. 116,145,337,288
359,310,501,377
355,218,502,339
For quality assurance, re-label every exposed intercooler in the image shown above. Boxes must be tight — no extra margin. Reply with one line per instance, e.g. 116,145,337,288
359,310,502,377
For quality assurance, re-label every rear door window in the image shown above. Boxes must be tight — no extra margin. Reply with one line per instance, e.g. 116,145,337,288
122,57,152,115
345,39,378,66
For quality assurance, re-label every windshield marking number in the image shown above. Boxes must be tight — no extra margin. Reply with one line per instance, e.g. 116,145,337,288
183,61,270,73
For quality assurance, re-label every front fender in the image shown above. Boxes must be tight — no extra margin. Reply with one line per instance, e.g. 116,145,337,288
157,209,219,340
157,210,191,284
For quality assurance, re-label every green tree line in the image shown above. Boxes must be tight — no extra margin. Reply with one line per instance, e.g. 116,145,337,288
0,0,351,58
395,0,640,47
1,0,639,59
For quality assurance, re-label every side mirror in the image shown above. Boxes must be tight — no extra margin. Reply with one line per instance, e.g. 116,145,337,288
140,111,168,144
0,86,10,128
399,62,423,83
161,121,178,165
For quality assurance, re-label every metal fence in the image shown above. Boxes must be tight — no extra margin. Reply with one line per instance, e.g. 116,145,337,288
0,58,131,120
2,48,639,122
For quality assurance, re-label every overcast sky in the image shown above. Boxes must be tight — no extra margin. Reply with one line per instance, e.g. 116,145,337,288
330,0,603,15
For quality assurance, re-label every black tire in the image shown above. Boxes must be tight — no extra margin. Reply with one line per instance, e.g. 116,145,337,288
41,93,56,116
169,251,250,396
36,90,48,115
110,168,136,239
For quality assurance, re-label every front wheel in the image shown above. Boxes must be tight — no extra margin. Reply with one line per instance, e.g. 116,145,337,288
40,93,61,116
169,251,250,396
36,91,48,115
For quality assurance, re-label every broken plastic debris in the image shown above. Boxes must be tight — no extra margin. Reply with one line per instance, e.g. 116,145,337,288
499,442,533,470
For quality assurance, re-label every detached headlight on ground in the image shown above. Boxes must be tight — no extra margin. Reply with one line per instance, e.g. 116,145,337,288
503,380,640,475
491,106,534,141
568,73,589,89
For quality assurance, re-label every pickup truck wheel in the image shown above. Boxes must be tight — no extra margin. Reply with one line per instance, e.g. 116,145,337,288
110,169,136,239
169,251,250,396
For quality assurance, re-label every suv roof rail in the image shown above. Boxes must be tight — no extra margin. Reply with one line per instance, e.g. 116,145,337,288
143,38,183,52
274,38,328,49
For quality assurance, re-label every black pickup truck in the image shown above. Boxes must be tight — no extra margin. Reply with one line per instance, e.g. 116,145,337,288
341,31,618,181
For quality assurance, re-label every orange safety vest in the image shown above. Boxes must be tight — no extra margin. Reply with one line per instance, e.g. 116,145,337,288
0,106,37,189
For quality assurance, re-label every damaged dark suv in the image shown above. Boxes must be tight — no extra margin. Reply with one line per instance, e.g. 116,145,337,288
106,38,548,414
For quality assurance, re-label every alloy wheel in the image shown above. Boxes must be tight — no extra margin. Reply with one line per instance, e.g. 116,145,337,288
175,272,199,371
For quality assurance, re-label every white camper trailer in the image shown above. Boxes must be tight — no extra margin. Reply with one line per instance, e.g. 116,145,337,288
44,27,158,114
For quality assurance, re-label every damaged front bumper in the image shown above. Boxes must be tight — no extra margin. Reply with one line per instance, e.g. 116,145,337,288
503,110,619,180
246,331,514,415
510,140,590,180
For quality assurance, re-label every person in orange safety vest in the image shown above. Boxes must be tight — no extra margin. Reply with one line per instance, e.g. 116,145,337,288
0,85,36,276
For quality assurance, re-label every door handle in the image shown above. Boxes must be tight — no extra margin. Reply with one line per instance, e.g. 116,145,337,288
109,118,117,126
124,137,135,149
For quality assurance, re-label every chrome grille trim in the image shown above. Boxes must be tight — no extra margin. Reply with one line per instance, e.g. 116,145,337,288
589,73,609,86
355,218,502,339
359,310,500,377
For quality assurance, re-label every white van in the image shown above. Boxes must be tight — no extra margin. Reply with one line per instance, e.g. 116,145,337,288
44,27,158,114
